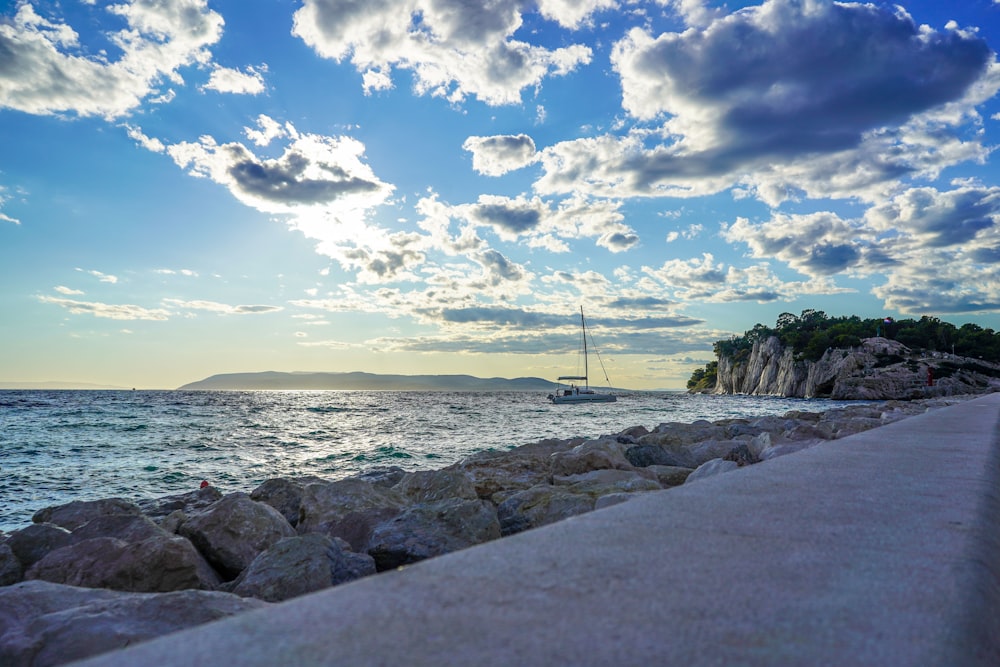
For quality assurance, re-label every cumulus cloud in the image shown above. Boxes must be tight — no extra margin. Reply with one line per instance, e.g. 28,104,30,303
418,193,637,253
202,65,266,95
720,185,1000,314
124,124,166,152
723,212,872,278
291,0,593,105
641,253,852,303
866,186,1000,247
243,115,293,147
166,125,393,214
463,134,537,176
535,0,999,204
0,0,223,118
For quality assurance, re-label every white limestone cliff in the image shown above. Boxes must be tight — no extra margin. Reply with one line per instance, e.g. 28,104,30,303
713,336,1000,399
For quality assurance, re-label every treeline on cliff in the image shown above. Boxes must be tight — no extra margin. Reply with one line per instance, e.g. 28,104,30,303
687,310,1000,391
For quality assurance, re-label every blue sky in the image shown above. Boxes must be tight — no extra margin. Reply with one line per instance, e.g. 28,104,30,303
2,0,1000,390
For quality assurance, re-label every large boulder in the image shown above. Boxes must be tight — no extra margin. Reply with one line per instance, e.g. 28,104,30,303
0,580,267,667
552,469,662,498
644,465,695,487
624,444,686,468
550,439,633,476
4,524,72,570
31,498,142,531
230,533,376,602
367,498,501,571
449,438,573,499
68,513,168,544
25,535,221,592
685,458,740,484
136,486,223,522
296,479,407,552
249,476,327,527
179,493,295,579
495,485,595,536
392,468,478,503
0,543,23,586
638,420,727,448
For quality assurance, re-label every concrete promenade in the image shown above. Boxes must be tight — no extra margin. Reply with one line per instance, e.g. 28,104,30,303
74,393,1000,666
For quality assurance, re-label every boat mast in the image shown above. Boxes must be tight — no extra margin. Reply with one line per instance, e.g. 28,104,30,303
580,306,588,389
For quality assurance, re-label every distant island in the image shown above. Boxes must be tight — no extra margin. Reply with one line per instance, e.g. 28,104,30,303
177,371,555,392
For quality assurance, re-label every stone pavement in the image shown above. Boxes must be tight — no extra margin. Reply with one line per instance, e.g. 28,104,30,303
72,393,1000,666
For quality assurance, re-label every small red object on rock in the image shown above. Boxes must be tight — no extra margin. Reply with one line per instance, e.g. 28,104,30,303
200,480,210,489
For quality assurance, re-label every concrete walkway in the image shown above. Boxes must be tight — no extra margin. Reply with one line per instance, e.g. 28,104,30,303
74,393,1000,666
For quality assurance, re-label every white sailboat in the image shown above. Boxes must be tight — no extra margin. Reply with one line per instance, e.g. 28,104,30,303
548,306,617,404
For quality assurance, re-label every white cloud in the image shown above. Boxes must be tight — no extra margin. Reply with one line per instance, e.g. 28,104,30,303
723,212,872,278
0,185,20,225
463,134,537,176
39,295,170,320
124,124,166,153
537,0,618,29
166,123,393,216
202,65,267,95
162,299,284,315
291,0,593,106
721,185,1000,314
0,0,223,118
54,285,84,295
76,268,119,284
243,115,294,147
534,0,999,205
641,253,852,303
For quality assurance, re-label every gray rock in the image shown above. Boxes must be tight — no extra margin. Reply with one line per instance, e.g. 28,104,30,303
68,513,168,544
31,498,142,531
644,465,695,487
231,533,376,602
723,443,759,467
351,466,407,487
296,479,407,552
685,458,740,483
552,469,662,497
392,468,478,503
5,524,72,570
137,485,223,521
0,580,267,667
25,535,221,592
496,485,594,536
640,421,728,448
0,543,23,586
250,476,327,527
179,493,295,579
367,498,501,570
625,444,685,468
550,439,633,476
451,438,573,499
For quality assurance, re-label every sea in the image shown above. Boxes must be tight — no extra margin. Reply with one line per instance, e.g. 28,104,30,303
0,389,860,532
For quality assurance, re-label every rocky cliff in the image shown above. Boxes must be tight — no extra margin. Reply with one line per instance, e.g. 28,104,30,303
712,336,1000,399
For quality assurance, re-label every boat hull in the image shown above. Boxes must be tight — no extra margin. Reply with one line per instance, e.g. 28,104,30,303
548,392,617,404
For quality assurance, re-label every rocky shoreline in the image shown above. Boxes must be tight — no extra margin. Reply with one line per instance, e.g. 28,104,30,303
0,394,982,666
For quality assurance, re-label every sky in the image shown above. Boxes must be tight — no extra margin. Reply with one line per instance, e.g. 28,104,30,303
2,0,1000,390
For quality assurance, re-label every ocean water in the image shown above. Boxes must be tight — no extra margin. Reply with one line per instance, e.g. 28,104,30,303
0,390,857,532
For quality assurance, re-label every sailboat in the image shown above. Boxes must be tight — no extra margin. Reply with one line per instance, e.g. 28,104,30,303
548,306,617,404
